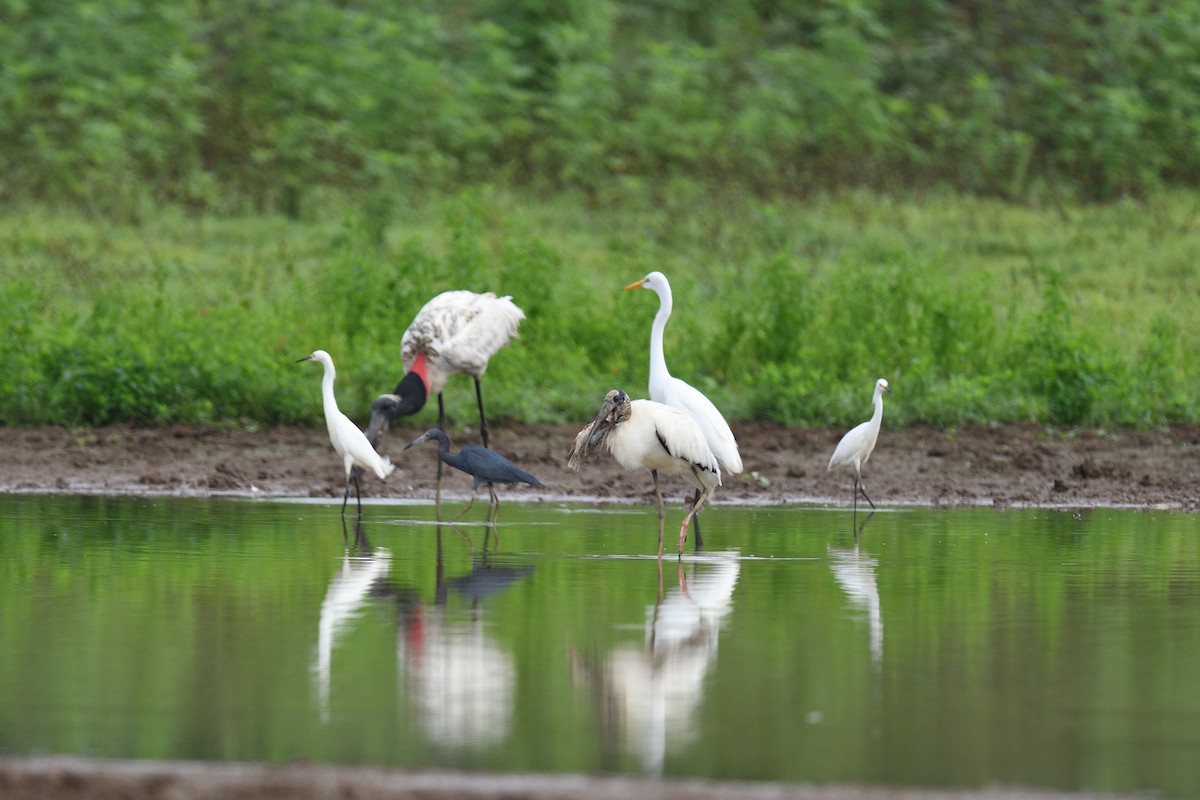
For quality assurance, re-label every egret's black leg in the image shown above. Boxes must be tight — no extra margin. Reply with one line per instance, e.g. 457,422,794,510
858,476,877,510
341,478,351,517
354,473,363,517
691,488,704,550
474,377,489,449
851,477,858,526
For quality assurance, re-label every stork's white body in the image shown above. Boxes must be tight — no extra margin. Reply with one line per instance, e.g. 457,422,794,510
401,290,524,395
630,272,742,477
571,390,720,557
605,399,721,497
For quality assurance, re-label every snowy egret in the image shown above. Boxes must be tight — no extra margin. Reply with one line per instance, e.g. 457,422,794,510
367,290,524,451
827,378,892,514
404,427,543,521
299,350,395,518
569,389,721,558
625,272,741,539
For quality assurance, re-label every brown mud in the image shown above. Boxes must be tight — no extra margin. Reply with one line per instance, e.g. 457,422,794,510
1,421,1197,510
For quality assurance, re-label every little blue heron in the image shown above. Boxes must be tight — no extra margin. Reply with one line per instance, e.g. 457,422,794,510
404,427,542,521
828,378,893,516
299,350,394,518
569,389,720,558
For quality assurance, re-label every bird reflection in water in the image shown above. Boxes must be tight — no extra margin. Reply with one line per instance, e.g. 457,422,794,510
313,522,393,722
395,525,534,750
828,515,882,669
570,550,740,774
312,522,533,750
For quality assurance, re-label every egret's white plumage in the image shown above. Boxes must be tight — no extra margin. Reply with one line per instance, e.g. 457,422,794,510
569,389,720,557
369,290,524,448
827,378,892,512
625,272,742,477
301,349,394,516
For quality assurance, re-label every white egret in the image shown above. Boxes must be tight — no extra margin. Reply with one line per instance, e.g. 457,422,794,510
827,378,893,514
299,350,395,517
569,389,720,558
625,272,741,538
366,290,524,450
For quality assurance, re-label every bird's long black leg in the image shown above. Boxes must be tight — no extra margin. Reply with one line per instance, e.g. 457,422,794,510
436,392,447,512
354,474,363,518
858,477,877,510
691,488,704,550
341,478,351,518
652,469,665,560
475,377,488,449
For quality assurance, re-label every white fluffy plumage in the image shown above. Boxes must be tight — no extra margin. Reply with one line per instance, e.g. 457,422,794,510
401,290,525,395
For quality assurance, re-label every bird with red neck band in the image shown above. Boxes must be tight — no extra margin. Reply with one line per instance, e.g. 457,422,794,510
366,291,524,500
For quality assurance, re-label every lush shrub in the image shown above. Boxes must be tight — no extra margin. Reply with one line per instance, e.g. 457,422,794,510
4,1,1200,209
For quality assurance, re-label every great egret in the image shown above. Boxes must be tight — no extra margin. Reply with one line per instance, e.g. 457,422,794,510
404,427,543,521
569,389,720,558
366,291,524,451
625,272,741,538
827,378,892,514
299,350,395,518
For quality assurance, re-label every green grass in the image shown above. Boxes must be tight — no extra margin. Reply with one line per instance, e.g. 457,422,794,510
1,186,1197,430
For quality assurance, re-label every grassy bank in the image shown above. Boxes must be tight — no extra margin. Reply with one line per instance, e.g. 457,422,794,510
1,187,1197,430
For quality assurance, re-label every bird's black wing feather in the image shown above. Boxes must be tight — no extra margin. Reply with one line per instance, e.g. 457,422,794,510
460,444,544,487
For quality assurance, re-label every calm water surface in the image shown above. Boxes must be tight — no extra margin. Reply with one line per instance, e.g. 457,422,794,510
0,495,1197,796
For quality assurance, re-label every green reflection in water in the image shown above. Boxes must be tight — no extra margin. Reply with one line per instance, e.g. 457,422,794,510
0,495,1196,797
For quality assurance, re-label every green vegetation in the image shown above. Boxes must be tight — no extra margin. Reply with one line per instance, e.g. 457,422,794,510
1,188,1196,429
3,0,1200,209
1,1,1198,429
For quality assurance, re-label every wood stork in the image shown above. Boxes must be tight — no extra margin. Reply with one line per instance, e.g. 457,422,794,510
569,389,720,558
827,378,892,515
299,350,394,518
405,427,542,522
625,272,741,539
366,291,524,487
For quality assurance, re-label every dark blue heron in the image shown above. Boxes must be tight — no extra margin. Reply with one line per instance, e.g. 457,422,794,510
404,428,543,520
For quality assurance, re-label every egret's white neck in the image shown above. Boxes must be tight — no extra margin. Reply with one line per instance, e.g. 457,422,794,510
648,283,674,388
320,361,340,420
870,387,886,427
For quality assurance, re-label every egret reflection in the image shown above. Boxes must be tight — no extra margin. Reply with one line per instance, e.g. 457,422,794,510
313,524,393,721
572,550,740,774
828,542,882,668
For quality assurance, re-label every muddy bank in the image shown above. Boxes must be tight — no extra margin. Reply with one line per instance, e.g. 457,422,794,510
0,421,1197,510
0,756,1146,800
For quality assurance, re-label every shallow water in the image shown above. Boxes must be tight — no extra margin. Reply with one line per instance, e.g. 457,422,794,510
0,495,1197,796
